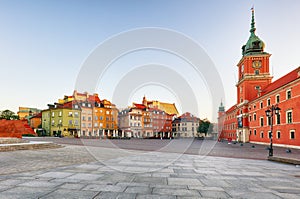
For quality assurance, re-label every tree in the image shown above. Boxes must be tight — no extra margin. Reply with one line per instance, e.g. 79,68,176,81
0,110,19,120
197,119,213,136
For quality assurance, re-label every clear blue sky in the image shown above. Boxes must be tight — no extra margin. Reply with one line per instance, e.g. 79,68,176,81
1,0,300,121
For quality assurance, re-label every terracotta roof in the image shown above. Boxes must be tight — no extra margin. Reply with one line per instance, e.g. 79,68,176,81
177,112,200,122
133,103,146,109
88,95,101,103
76,92,87,96
31,112,42,118
261,67,300,96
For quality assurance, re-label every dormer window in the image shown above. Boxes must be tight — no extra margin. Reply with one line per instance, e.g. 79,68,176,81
252,41,260,49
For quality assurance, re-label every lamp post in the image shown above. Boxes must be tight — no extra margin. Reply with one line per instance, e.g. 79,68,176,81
265,105,281,156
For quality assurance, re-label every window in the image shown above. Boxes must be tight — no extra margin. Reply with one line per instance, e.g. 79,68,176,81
59,111,62,117
260,117,264,127
68,112,73,117
249,115,252,122
286,90,291,99
290,130,295,139
52,112,55,117
59,119,62,124
68,120,72,125
82,123,86,127
260,131,264,138
95,116,98,120
82,103,86,107
267,98,271,106
88,104,91,107
75,120,79,126
82,116,85,121
253,113,256,121
276,114,280,125
254,129,257,136
74,112,79,118
255,70,259,75
267,116,271,126
100,116,103,120
88,117,91,121
260,102,263,109
287,111,292,124
249,130,252,135
74,104,79,109
276,94,280,103
277,131,281,139
51,120,55,126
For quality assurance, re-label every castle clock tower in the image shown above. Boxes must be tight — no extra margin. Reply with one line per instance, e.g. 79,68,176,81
236,8,272,142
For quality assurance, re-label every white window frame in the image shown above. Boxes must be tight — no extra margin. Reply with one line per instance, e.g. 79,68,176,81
286,110,292,124
286,89,292,100
276,131,281,139
290,130,295,139
267,98,271,106
260,131,264,138
260,117,264,127
276,94,280,103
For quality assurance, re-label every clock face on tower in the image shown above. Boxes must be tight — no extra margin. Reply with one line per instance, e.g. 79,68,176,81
252,60,262,69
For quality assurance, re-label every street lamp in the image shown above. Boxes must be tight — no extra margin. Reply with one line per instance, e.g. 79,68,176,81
265,105,281,156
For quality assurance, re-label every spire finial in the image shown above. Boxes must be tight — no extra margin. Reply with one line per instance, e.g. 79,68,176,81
250,6,256,35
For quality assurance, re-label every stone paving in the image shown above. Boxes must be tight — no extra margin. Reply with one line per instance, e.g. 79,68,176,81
0,145,300,198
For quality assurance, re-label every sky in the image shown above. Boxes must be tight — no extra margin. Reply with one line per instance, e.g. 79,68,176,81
1,0,300,122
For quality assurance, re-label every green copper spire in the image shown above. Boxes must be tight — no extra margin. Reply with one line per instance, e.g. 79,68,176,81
250,7,256,35
219,101,225,112
241,7,266,56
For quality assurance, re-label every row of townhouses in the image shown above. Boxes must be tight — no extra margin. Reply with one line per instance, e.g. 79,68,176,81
39,91,203,138
42,91,118,138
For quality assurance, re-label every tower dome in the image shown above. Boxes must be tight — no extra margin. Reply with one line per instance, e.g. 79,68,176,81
242,8,266,56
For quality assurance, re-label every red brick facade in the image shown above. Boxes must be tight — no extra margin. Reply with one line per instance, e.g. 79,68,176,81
218,9,300,147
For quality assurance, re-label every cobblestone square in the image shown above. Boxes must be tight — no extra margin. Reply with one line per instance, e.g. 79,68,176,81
0,140,300,198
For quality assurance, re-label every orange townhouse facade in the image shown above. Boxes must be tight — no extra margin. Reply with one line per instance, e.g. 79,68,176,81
218,8,300,147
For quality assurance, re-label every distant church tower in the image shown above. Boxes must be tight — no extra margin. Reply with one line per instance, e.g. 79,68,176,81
217,101,225,138
236,8,272,142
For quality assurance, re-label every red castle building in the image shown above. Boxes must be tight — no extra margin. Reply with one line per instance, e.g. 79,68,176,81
218,9,300,148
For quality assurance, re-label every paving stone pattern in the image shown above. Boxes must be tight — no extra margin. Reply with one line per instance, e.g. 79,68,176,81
0,145,300,198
